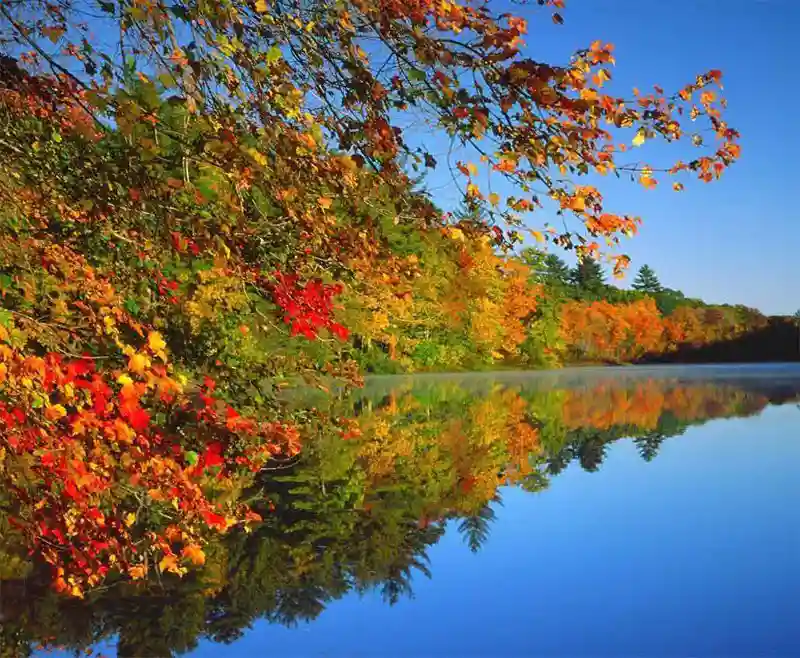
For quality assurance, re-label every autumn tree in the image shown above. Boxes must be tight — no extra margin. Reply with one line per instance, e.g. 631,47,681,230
632,265,663,294
0,0,741,598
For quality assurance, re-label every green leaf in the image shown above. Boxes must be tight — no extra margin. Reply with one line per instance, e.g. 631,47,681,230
266,46,282,64
185,451,199,466
0,308,12,327
158,73,176,89
195,176,218,201
124,298,140,316
408,69,426,83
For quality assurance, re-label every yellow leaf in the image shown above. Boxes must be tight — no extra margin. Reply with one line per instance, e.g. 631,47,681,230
569,196,585,212
254,0,268,12
530,230,545,243
632,129,647,147
124,512,136,527
247,148,268,166
159,554,180,574
128,353,150,374
466,162,478,176
466,183,481,198
147,331,166,353
488,192,500,207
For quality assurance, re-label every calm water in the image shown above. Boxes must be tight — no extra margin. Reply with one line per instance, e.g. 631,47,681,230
29,365,800,657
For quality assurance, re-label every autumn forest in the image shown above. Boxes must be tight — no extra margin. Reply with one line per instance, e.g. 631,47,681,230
0,0,798,655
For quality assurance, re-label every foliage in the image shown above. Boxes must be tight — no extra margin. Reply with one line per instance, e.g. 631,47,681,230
0,0,750,607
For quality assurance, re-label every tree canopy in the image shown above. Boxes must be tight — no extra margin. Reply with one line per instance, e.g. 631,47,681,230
0,0,745,601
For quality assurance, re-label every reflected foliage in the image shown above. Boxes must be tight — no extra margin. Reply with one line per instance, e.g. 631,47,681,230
2,372,800,657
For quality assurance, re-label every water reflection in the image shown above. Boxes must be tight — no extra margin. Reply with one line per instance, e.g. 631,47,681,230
7,366,800,657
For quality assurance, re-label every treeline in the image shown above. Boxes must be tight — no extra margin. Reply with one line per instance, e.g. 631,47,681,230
340,206,798,372
2,376,798,657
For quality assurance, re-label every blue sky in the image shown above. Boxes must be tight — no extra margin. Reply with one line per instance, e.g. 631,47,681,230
409,0,800,315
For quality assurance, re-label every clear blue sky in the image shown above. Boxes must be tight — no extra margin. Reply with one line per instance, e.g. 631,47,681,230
411,0,800,316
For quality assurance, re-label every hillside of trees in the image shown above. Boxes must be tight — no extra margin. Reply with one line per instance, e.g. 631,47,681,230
341,201,798,372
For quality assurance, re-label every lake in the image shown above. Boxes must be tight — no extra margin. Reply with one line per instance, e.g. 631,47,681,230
26,365,800,657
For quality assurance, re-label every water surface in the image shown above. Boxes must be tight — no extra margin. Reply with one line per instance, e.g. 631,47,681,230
26,365,800,657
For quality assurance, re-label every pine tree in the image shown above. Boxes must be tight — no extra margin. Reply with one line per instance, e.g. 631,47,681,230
544,253,572,288
520,249,571,288
570,258,606,295
632,264,663,294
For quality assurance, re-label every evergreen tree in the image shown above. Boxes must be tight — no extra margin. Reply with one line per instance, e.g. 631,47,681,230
632,264,663,294
569,258,606,296
520,249,570,289
544,253,572,288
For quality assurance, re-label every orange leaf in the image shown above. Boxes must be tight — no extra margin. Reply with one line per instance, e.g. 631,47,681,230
159,554,180,574
44,404,67,421
318,196,333,210
129,564,147,580
569,196,586,212
297,133,316,150
181,544,206,566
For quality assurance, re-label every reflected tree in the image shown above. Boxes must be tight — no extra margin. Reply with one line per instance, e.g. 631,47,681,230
457,494,503,554
1,376,798,657
633,432,667,462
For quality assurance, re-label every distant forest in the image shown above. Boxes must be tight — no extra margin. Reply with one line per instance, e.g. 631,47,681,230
345,201,799,372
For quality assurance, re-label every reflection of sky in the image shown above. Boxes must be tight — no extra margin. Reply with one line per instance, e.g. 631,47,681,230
185,404,800,658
